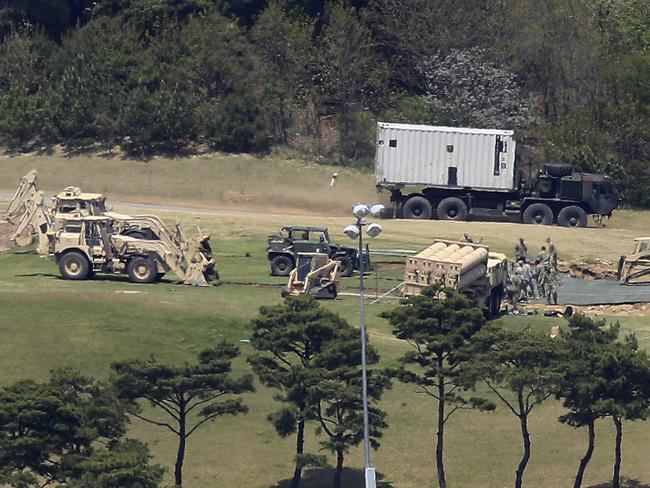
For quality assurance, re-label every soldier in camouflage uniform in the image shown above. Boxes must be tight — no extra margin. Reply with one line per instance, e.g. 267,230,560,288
515,238,528,261
544,265,559,305
546,237,557,267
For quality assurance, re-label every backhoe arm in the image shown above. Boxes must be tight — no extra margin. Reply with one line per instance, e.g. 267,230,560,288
11,191,54,252
4,170,40,223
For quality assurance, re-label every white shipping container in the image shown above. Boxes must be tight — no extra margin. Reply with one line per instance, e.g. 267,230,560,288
375,122,517,192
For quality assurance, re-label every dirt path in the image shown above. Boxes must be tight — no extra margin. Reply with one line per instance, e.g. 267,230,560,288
0,192,296,218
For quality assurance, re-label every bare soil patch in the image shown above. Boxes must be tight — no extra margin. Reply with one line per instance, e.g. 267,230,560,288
557,258,617,280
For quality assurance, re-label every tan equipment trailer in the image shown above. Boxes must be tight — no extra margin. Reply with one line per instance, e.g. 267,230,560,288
403,239,507,316
281,252,340,299
618,237,650,284
50,216,217,286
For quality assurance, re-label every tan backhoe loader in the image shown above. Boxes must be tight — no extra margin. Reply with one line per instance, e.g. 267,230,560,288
50,216,217,286
2,170,218,286
281,253,340,299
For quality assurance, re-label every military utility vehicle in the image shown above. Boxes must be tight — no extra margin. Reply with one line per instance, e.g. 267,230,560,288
266,226,368,277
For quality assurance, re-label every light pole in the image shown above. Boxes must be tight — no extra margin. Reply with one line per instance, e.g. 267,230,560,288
344,203,384,488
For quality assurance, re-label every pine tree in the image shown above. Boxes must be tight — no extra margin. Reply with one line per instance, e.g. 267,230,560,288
464,326,560,488
111,342,254,487
381,285,492,488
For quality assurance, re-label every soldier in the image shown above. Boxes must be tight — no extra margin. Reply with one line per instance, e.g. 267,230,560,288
463,232,474,243
521,260,536,298
505,262,523,310
545,265,559,305
536,258,548,298
546,237,557,267
515,238,528,261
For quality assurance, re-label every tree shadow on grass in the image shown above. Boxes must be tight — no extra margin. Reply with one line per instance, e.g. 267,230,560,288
272,467,394,488
587,479,650,488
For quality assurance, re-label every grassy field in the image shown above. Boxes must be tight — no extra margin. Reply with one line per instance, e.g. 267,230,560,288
0,149,377,215
2,154,650,487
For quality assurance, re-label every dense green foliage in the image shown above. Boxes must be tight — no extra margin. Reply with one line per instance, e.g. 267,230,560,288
0,369,164,487
0,0,649,199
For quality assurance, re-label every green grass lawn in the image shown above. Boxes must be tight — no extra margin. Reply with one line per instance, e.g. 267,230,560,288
2,234,650,487
2,155,650,487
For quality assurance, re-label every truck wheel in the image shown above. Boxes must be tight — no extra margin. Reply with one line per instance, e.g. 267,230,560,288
58,251,91,281
402,196,433,220
543,163,573,177
437,197,468,221
557,205,587,228
522,203,553,225
338,257,354,277
127,256,157,284
271,255,293,276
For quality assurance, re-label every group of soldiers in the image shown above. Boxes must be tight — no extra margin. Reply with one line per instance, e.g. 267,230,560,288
506,237,560,306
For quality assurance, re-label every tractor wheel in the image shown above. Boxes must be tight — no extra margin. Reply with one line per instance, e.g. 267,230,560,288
522,203,554,225
271,255,293,276
557,205,587,228
58,251,91,281
437,197,468,221
402,196,433,220
127,256,157,284
339,257,354,277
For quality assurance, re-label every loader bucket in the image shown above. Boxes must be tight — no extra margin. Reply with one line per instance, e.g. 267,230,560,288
181,236,218,287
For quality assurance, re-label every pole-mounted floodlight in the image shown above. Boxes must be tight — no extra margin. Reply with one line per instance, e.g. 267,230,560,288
369,204,385,218
343,224,360,240
343,203,384,488
353,203,371,219
366,223,382,238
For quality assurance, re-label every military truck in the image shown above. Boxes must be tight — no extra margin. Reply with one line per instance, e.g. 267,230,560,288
375,122,620,227
403,239,507,317
266,226,369,277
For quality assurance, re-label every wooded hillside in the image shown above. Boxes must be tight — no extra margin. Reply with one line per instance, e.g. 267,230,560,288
0,0,648,204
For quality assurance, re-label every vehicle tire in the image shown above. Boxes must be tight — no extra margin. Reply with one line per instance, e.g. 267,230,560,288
437,197,468,221
557,205,587,228
271,255,294,276
522,203,554,225
402,196,433,220
338,257,354,277
543,163,573,177
127,256,157,284
58,251,91,281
